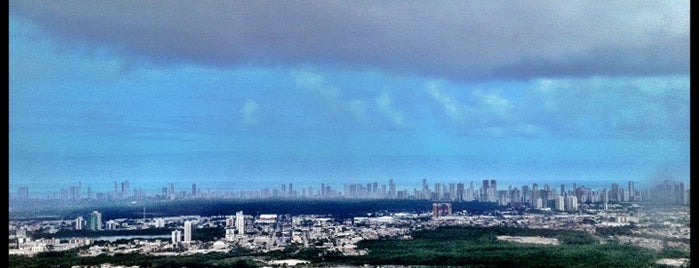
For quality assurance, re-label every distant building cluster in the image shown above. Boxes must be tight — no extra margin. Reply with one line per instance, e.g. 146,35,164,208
12,179,689,209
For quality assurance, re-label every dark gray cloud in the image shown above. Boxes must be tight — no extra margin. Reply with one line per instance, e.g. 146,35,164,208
9,0,689,80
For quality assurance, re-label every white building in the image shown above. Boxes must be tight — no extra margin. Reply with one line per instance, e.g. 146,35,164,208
183,220,192,243
106,220,117,230
225,228,236,241
555,196,565,211
236,211,245,235
171,230,181,244
257,214,277,224
154,218,165,228
565,196,578,211
75,216,84,230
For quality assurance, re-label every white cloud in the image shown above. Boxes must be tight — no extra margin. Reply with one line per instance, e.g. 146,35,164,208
348,99,368,124
241,98,260,124
426,81,464,121
375,91,405,127
291,70,340,101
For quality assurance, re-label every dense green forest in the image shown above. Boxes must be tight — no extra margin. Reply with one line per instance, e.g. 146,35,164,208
344,226,673,267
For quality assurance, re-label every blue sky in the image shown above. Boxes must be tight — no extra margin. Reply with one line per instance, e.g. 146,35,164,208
9,1,689,195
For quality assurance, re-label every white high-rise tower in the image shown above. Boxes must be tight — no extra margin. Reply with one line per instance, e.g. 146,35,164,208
183,220,192,243
236,211,245,235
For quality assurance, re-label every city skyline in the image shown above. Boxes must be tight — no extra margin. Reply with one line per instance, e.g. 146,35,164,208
11,177,688,205
9,1,689,194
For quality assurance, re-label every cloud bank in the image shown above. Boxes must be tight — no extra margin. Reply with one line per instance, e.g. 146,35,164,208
9,0,689,80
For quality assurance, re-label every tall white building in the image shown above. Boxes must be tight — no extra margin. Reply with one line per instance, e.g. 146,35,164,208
236,211,245,235
90,211,102,231
535,197,543,209
75,216,84,230
555,196,565,211
154,218,165,228
171,230,181,243
183,220,192,243
106,220,117,230
226,216,235,227
565,196,578,211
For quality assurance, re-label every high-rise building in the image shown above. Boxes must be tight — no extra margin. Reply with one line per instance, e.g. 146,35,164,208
389,179,396,198
565,196,578,211
236,211,245,235
555,196,565,211
169,183,175,199
456,183,465,201
676,182,685,205
89,211,102,231
192,183,197,197
611,183,620,202
560,184,565,196
497,190,508,206
534,197,544,208
106,220,117,230
226,216,235,227
121,180,130,197
183,220,192,243
432,203,452,217
75,216,84,230
171,230,181,243
481,180,490,202
627,181,635,202
521,185,530,204
531,184,539,207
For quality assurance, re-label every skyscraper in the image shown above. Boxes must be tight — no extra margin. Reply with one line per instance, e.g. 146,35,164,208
389,179,396,198
565,196,578,211
75,216,84,230
456,183,464,201
89,211,102,231
236,211,245,235
171,230,181,243
183,220,192,243
611,183,620,202
555,196,565,211
481,180,490,202
628,181,635,202
121,180,130,197
531,184,539,207
560,184,565,196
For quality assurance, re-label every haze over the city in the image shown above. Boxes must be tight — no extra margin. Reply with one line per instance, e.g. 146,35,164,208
9,1,689,195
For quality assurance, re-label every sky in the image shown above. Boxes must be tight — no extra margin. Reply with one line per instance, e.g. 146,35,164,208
9,0,689,196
